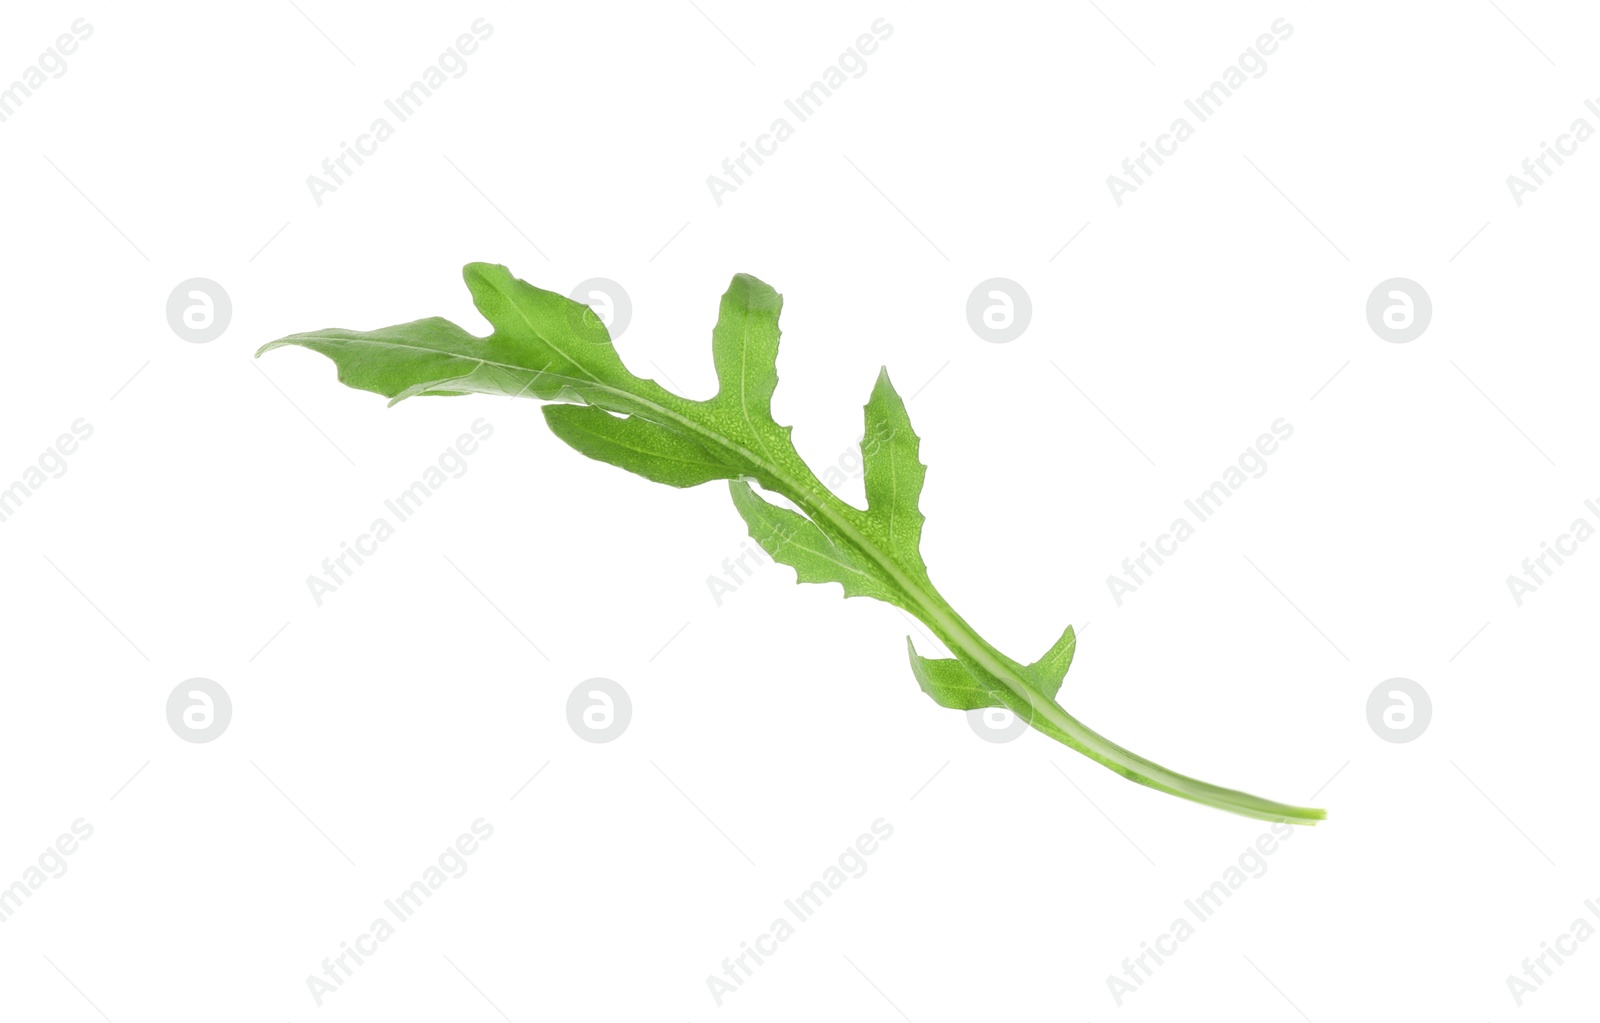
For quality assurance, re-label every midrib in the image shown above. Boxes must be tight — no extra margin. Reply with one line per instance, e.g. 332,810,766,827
311,331,1289,816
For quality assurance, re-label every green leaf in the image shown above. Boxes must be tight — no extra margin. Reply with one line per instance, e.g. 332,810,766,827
908,623,1075,709
253,316,497,403
457,260,642,399
728,481,900,605
1030,623,1077,691
907,637,1006,710
709,273,784,431
860,368,928,574
542,405,738,489
695,273,818,492
256,262,674,412
259,263,1327,827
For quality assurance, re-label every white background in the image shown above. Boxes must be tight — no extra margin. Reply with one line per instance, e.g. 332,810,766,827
1,1,1596,1019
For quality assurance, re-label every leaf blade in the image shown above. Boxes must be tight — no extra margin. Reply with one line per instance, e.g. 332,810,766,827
1028,624,1076,692
908,622,1074,710
254,318,503,402
709,274,785,434
861,368,928,571
907,637,1007,710
728,481,901,605
543,405,740,489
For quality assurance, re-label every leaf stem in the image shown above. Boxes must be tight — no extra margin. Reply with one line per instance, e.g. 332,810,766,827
773,477,1326,825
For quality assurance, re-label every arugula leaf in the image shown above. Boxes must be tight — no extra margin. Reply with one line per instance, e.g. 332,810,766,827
543,404,735,489
728,482,901,604
860,368,929,573
259,263,1325,826
909,624,1075,708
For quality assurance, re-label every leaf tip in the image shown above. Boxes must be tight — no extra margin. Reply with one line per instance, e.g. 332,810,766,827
723,272,782,313
461,261,510,285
